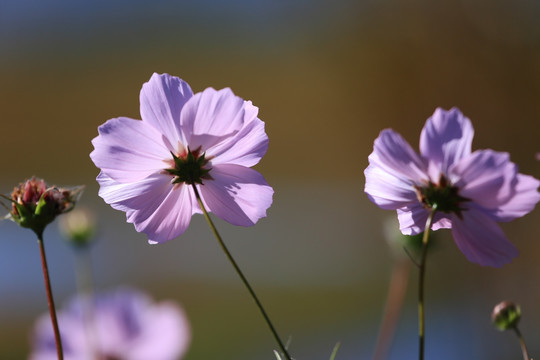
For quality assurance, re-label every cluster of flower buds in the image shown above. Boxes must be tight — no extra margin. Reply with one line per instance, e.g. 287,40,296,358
3,177,83,236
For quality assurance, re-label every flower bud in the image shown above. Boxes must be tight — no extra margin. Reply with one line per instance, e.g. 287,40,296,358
4,177,84,236
492,301,521,331
383,217,430,259
58,207,96,247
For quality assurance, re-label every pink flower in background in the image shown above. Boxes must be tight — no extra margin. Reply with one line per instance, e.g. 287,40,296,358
90,73,273,243
365,107,540,267
30,288,190,360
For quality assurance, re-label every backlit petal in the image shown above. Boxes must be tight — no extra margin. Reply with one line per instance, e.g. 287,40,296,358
91,117,170,182
97,172,197,243
420,107,474,179
396,203,451,235
451,150,517,209
451,207,518,267
97,172,171,212
487,173,540,222
364,164,418,210
207,108,268,167
180,87,247,151
199,164,273,226
397,203,427,235
369,129,428,184
140,73,193,146
127,183,197,244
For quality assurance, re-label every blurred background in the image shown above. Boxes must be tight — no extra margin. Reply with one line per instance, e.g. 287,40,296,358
1,0,540,359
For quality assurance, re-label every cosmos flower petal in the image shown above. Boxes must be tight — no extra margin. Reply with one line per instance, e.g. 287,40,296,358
30,288,190,360
487,173,540,222
206,110,269,167
451,150,517,209
364,164,418,210
91,117,171,183
125,302,191,360
180,87,247,151
199,164,273,226
431,215,452,231
140,73,194,146
98,171,198,243
451,207,518,267
396,203,452,235
369,129,428,183
128,183,197,244
97,172,172,213
396,203,428,235
420,107,474,177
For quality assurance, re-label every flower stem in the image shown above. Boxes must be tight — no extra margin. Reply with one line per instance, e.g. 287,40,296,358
418,208,437,360
36,231,64,360
192,185,293,360
514,326,531,360
74,249,98,360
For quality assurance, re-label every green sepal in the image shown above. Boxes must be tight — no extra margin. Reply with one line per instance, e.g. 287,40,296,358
15,194,55,235
493,302,521,331
166,148,212,185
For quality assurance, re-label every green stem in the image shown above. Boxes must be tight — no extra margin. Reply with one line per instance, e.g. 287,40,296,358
514,327,531,360
37,232,64,360
418,208,437,360
191,185,292,360
74,249,98,360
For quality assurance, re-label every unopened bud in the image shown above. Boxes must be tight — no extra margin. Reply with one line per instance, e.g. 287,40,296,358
3,177,84,236
492,301,521,331
58,208,96,247
383,217,428,259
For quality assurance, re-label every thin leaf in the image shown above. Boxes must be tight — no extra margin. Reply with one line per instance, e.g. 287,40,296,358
329,342,341,360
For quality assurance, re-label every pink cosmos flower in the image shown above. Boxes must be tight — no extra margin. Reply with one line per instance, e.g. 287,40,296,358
29,288,191,360
364,107,540,267
90,73,273,243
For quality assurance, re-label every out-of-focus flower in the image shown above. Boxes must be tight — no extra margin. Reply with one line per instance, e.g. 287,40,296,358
492,301,521,331
90,73,273,243
364,107,540,267
58,208,96,247
2,177,83,236
382,217,425,259
29,288,191,360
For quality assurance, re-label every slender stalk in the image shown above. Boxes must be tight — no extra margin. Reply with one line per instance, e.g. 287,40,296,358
418,208,437,360
514,327,531,360
329,342,341,360
74,249,98,360
36,231,64,360
191,185,293,360
74,249,95,296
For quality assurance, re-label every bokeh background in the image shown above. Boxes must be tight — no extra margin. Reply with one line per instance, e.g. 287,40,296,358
1,0,540,359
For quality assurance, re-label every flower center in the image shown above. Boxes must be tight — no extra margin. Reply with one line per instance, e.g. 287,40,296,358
414,175,470,216
165,147,212,185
